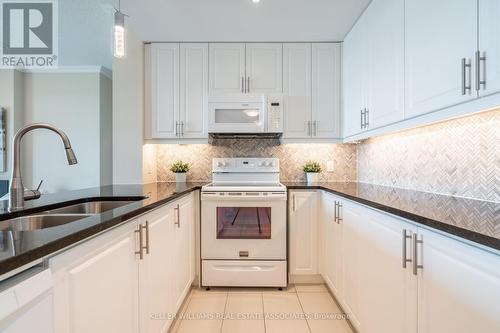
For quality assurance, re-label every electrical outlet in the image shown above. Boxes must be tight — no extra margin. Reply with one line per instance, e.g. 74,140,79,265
327,161,334,172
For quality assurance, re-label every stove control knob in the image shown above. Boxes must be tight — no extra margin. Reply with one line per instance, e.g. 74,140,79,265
218,161,227,167
266,161,273,167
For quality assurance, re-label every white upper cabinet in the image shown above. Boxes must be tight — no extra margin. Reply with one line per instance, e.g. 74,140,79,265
284,43,341,140
209,43,246,95
343,14,368,138
366,0,404,128
478,0,500,97
146,43,208,140
312,43,341,138
342,0,500,140
180,43,208,138
147,43,180,139
283,44,312,139
246,43,283,94
405,0,478,118
343,0,404,137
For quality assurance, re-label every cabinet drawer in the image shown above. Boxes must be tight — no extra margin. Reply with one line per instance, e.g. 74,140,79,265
202,260,287,287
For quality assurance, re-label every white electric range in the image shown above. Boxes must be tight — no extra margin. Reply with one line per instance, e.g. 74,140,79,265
201,158,287,288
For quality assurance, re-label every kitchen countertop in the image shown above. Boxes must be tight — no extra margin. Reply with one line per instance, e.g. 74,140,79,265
0,182,205,277
1,181,498,278
285,182,500,251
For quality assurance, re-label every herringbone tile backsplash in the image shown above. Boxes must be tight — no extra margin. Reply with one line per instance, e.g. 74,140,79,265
357,109,500,202
152,109,499,203
156,140,357,183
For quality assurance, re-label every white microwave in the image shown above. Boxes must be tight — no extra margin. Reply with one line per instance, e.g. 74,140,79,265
208,95,283,133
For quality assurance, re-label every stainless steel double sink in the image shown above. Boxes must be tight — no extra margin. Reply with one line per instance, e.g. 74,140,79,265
0,200,139,232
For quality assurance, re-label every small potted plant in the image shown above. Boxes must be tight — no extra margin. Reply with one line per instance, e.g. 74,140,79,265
303,161,322,184
170,161,190,183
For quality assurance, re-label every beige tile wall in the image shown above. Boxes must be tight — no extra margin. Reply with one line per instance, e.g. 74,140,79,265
357,109,500,202
155,139,357,183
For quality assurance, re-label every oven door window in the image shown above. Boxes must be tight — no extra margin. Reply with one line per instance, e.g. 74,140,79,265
216,207,271,239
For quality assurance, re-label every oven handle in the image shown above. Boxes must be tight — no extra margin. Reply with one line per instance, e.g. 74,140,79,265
211,264,278,272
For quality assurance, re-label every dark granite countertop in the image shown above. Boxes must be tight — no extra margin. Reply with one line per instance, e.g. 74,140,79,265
0,182,205,277
284,182,500,251
1,181,498,278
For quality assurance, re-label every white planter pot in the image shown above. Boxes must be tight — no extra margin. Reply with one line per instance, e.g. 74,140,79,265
306,172,319,184
175,173,187,183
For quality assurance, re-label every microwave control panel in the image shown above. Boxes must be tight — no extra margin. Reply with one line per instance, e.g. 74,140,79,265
267,96,284,133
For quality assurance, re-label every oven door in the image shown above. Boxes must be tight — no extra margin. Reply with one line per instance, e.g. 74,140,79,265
201,192,286,260
208,102,265,133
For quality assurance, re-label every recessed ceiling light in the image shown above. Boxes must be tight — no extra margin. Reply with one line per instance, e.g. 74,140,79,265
252,0,261,3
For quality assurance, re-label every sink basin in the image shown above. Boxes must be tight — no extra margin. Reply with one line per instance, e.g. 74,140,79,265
0,200,143,232
0,214,94,232
41,200,138,215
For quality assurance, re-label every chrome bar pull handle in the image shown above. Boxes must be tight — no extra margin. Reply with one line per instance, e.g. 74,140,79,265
462,58,472,95
337,202,343,224
307,121,311,136
313,121,317,136
365,108,369,128
135,225,144,260
402,229,412,268
412,233,424,275
476,51,486,91
360,110,364,129
144,221,150,254
174,205,180,228
292,194,296,212
247,77,250,93
241,77,244,93
181,121,185,136
333,201,338,223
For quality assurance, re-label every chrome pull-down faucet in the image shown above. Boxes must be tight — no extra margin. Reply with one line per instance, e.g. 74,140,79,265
9,123,78,210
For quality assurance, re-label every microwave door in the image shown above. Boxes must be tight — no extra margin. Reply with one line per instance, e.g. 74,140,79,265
209,103,265,133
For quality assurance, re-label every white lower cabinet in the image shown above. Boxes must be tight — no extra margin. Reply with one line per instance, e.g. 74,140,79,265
140,193,195,333
51,220,140,333
345,200,417,333
316,190,500,333
139,205,175,333
416,228,500,333
50,193,196,333
319,192,342,296
0,270,54,333
171,194,196,312
289,191,318,276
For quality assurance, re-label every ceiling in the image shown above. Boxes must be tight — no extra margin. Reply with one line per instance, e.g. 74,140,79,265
113,0,371,42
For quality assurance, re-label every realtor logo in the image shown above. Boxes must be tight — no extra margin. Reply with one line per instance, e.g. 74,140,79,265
1,0,58,68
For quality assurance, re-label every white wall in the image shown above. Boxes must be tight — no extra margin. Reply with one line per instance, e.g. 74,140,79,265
21,71,112,193
112,28,144,184
0,70,25,181
100,74,113,186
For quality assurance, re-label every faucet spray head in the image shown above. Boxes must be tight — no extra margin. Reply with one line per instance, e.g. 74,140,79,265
65,148,78,165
